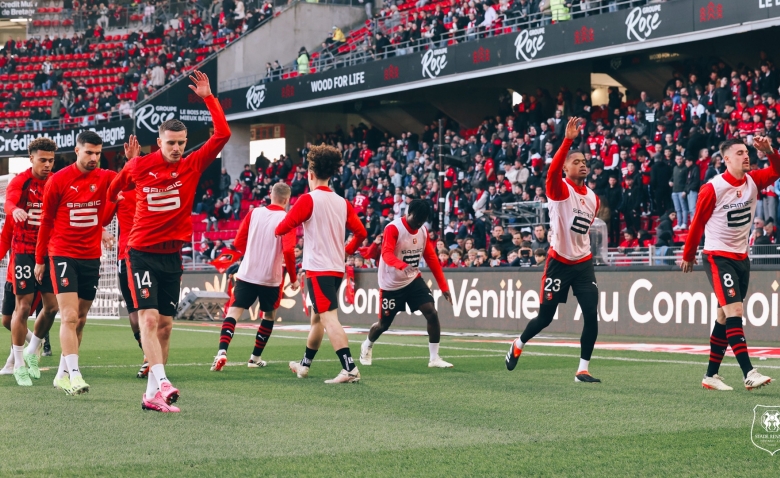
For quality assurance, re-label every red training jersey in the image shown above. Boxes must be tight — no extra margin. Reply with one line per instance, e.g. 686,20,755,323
1,217,14,282
4,168,47,255
108,94,231,253
104,188,137,261
35,163,117,263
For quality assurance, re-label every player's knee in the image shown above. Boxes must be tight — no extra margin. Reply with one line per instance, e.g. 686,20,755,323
1,315,11,330
15,304,31,319
424,311,439,325
60,308,79,324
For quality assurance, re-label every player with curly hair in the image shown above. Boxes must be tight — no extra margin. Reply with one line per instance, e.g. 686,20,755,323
276,144,367,383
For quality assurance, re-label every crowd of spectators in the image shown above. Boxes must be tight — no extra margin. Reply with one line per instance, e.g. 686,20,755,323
1,0,276,130
273,0,673,79
227,53,780,268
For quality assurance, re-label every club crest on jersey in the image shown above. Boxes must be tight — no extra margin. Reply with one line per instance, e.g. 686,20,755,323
141,288,150,299
413,238,417,244
171,172,178,178
90,184,96,192
19,280,26,289
546,291,553,301
728,288,736,298
580,198,586,206
61,278,69,287
737,191,742,198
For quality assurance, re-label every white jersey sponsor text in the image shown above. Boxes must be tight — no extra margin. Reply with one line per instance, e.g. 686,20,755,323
378,217,427,291
548,182,598,262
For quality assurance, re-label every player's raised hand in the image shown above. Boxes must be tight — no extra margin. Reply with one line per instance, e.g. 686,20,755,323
753,135,774,154
442,290,452,304
565,116,581,140
188,70,212,98
124,134,140,159
681,259,696,273
12,208,27,223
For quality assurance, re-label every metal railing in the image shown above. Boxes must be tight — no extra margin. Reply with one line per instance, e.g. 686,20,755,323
9,109,134,133
223,0,673,90
27,0,195,35
607,245,780,266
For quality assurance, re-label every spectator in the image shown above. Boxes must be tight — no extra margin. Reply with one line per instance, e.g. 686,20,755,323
533,248,547,266
531,225,549,251
219,168,231,198
670,155,689,230
297,47,310,75
240,163,256,188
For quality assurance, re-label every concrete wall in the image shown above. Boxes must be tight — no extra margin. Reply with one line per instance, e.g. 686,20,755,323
221,123,252,183
217,3,367,89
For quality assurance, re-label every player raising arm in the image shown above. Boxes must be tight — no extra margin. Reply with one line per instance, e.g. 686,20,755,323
34,131,117,395
682,136,780,391
107,70,230,413
505,117,602,383
276,144,368,384
360,199,453,368
210,183,298,371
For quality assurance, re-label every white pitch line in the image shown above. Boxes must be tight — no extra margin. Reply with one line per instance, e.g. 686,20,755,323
86,322,780,370
76,354,503,369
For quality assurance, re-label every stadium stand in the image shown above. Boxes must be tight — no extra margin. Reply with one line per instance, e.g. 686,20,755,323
0,0,278,131
264,0,676,81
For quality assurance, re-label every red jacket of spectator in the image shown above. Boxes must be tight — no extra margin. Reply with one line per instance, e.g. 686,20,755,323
484,158,496,182
359,148,373,167
444,166,456,189
586,134,605,156
353,192,369,215
620,238,639,249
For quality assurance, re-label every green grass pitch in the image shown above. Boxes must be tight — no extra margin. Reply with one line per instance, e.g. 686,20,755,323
2,319,780,477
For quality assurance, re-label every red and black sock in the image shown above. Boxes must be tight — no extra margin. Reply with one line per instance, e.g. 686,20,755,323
133,331,142,350
725,317,753,378
336,347,356,372
251,319,274,358
706,321,728,377
219,317,237,352
301,347,317,367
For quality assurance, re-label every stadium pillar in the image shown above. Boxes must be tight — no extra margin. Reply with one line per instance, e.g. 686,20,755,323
222,122,252,178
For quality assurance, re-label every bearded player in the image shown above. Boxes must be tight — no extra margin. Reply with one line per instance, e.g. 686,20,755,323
505,117,602,383
210,183,298,371
108,70,230,412
35,131,117,395
682,137,780,391
5,138,60,386
276,144,367,384
359,199,453,368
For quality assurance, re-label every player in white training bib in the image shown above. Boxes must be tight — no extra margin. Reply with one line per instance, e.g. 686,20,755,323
682,137,780,391
359,200,453,368
505,117,602,383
